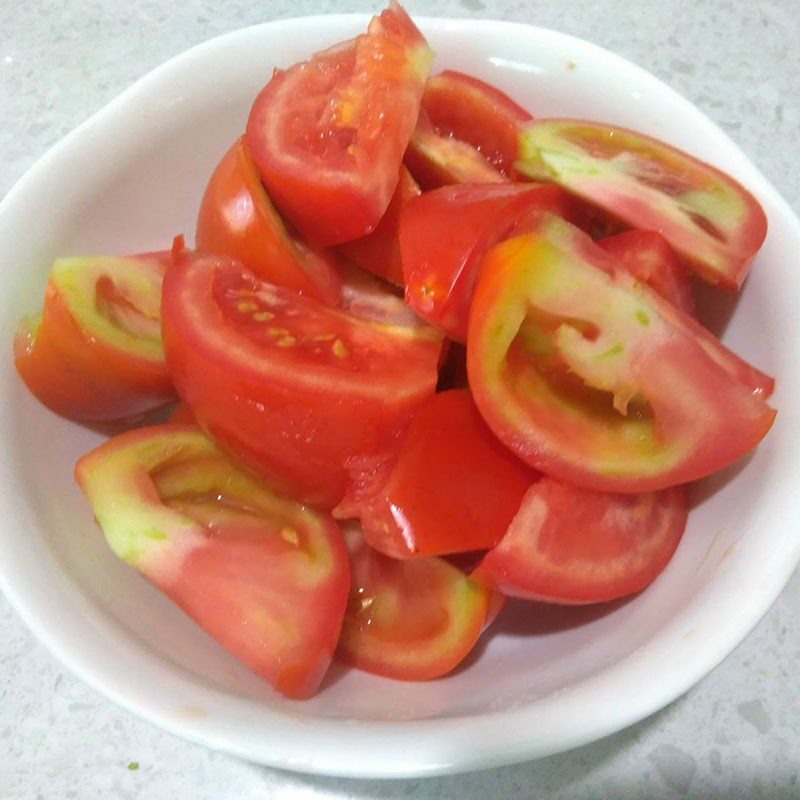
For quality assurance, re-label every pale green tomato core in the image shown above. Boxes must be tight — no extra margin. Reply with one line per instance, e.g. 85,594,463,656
78,429,333,584
50,257,165,361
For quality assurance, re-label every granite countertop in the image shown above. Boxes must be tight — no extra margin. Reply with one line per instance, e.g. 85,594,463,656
1,1,798,798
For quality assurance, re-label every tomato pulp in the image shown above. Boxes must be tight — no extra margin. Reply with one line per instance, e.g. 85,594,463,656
337,528,493,680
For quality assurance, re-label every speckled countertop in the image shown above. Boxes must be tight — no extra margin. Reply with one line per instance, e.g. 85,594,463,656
1,1,799,798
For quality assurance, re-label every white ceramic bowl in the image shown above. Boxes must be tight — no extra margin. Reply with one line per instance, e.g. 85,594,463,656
0,14,798,779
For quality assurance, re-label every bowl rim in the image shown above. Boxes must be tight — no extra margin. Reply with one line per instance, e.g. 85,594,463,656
1,12,799,779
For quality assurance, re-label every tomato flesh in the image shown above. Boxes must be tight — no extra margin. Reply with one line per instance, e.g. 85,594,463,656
467,214,776,492
404,109,508,189
15,254,175,421
400,182,577,341
336,166,420,285
517,119,768,288
162,247,443,508
421,70,532,175
337,528,493,680
599,230,695,315
334,389,536,558
196,137,341,304
246,2,434,245
75,425,349,699
474,478,688,604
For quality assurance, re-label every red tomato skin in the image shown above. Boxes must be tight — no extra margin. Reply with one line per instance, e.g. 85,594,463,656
421,70,532,175
74,424,350,699
404,109,508,190
474,479,688,604
599,230,695,315
337,530,493,681
400,182,577,341
467,227,776,493
336,166,420,286
15,257,175,422
246,3,433,246
196,137,341,305
162,249,442,508
334,389,537,558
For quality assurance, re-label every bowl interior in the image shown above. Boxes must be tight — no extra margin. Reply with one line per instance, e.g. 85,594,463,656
0,15,798,775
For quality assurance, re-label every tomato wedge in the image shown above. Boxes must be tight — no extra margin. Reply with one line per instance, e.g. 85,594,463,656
473,478,688,604
404,109,507,189
246,2,434,246
334,389,536,558
196,137,341,304
162,247,442,508
400,183,576,341
599,230,695,315
517,119,768,288
336,166,420,286
467,214,776,492
15,253,175,421
421,70,532,175
337,527,493,680
75,425,349,699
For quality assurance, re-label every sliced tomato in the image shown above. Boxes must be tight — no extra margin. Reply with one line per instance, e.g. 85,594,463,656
517,119,768,288
474,478,688,604
246,3,434,246
404,109,507,189
400,183,576,341
335,166,420,286
421,70,532,175
599,230,695,315
337,527,493,680
15,253,175,421
74,424,349,699
467,214,776,492
162,247,442,508
334,389,536,558
195,137,341,304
